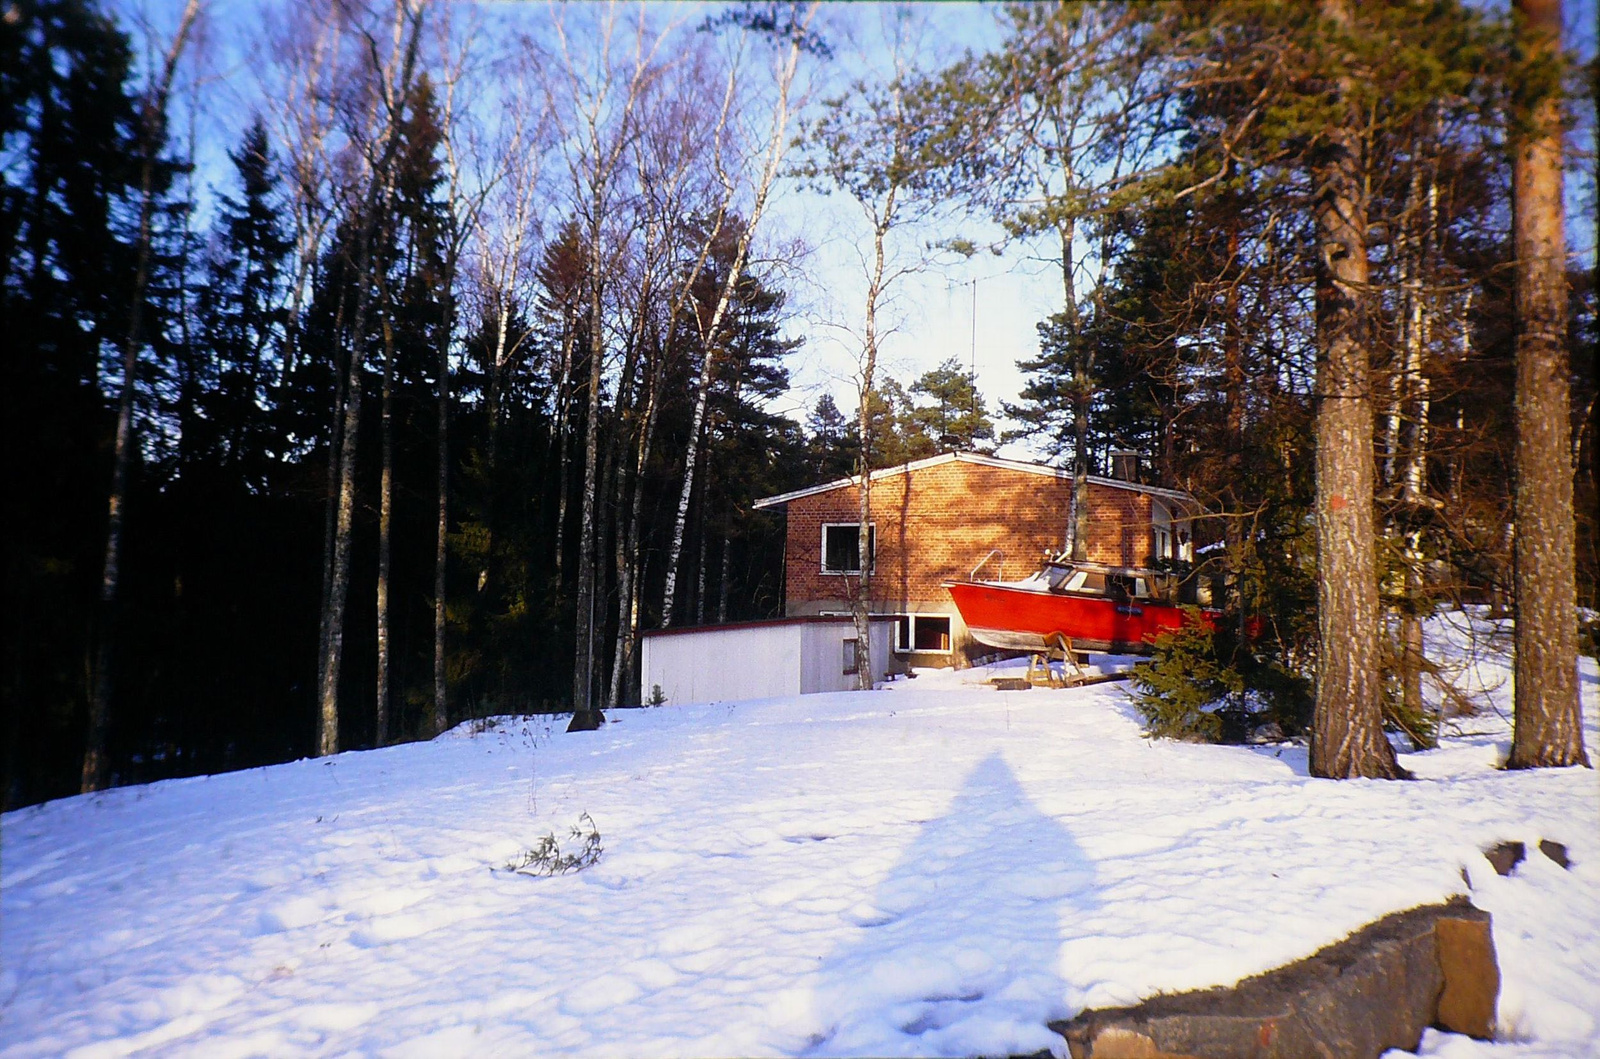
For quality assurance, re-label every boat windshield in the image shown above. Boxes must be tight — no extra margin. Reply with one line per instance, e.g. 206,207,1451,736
1045,566,1100,594
1044,566,1150,598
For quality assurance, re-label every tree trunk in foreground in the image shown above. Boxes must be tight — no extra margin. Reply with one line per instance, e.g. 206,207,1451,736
1507,0,1587,769
1309,0,1404,780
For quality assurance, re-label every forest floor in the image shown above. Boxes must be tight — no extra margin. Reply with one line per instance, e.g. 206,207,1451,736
1,611,1596,1058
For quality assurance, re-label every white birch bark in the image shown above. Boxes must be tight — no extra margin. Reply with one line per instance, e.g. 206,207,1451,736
659,3,818,628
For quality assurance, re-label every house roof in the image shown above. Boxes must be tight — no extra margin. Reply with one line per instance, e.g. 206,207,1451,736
751,451,1194,509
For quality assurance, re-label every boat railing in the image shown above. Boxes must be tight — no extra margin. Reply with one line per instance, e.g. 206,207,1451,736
969,548,1006,581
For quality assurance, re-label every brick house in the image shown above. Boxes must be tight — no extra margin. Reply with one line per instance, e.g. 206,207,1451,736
753,451,1197,668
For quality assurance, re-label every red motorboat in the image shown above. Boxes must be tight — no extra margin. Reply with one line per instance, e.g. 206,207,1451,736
945,557,1220,655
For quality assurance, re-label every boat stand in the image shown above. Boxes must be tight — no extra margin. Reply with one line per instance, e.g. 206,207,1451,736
1025,633,1091,688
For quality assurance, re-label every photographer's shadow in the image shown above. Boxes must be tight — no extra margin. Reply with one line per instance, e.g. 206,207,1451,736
806,752,1098,1057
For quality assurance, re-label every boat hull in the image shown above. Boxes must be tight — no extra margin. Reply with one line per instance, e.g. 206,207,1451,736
945,579,1217,655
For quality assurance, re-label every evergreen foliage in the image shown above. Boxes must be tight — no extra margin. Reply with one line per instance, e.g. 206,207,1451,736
1130,611,1313,744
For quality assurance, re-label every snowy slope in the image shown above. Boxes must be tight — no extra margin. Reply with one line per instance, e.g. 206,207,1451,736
2,613,1597,1059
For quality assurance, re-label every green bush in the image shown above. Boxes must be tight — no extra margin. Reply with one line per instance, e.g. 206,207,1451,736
1130,611,1239,741
1131,608,1311,743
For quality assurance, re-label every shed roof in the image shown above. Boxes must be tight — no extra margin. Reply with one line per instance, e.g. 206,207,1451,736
641,615,894,639
751,451,1193,510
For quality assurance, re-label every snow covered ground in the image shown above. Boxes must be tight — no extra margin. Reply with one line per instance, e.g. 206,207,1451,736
2,612,1596,1058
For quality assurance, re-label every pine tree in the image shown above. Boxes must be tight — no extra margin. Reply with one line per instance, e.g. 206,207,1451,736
905,357,995,455
197,119,293,489
1506,0,1588,769
805,394,856,479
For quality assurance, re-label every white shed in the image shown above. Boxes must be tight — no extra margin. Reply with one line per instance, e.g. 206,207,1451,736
639,616,894,707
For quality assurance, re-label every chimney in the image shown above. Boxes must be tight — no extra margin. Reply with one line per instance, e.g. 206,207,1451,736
1109,449,1141,483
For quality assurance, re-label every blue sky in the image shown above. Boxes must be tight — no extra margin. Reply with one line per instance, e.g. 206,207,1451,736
120,0,1598,460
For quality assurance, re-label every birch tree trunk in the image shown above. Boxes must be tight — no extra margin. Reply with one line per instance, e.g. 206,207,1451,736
318,260,377,757
852,201,893,691
608,360,664,708
1397,160,1435,741
82,0,201,793
659,5,816,628
316,2,424,757
1507,0,1587,769
1308,0,1403,780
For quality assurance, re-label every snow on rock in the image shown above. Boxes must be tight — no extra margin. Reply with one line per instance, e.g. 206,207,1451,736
2,613,1597,1058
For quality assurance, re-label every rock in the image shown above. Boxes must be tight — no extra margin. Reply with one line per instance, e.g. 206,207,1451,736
1435,915,1499,1038
1248,722,1285,744
1483,841,1525,876
1051,899,1497,1059
1081,1026,1196,1058
1537,839,1569,869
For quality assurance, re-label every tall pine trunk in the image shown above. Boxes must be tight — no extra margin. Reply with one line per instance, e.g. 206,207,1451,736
376,315,396,746
1507,0,1587,768
1308,0,1403,780
434,290,451,736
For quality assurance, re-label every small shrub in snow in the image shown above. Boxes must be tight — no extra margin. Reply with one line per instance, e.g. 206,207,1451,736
503,813,603,876
647,684,668,707
1131,609,1311,743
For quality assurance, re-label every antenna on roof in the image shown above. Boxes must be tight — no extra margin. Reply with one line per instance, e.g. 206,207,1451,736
970,278,977,419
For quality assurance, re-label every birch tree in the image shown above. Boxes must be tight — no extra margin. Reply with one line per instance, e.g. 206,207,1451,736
315,0,427,757
429,7,502,735
657,0,821,630
547,2,676,731
801,8,942,689
83,0,203,793
607,49,740,705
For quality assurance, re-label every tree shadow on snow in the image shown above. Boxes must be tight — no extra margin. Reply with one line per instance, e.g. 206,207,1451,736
804,752,1096,1057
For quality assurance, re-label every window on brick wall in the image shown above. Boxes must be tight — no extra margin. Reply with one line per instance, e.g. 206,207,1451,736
892,613,952,654
1152,500,1193,563
821,523,875,574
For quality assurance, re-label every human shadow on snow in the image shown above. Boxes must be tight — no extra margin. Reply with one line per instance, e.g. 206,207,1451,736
803,752,1097,1057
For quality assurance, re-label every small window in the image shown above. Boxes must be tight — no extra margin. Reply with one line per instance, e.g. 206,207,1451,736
842,638,859,675
1153,501,1174,560
891,613,953,655
822,523,875,574
913,615,951,652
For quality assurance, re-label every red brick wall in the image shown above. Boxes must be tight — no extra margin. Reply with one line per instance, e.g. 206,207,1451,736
782,460,1158,613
